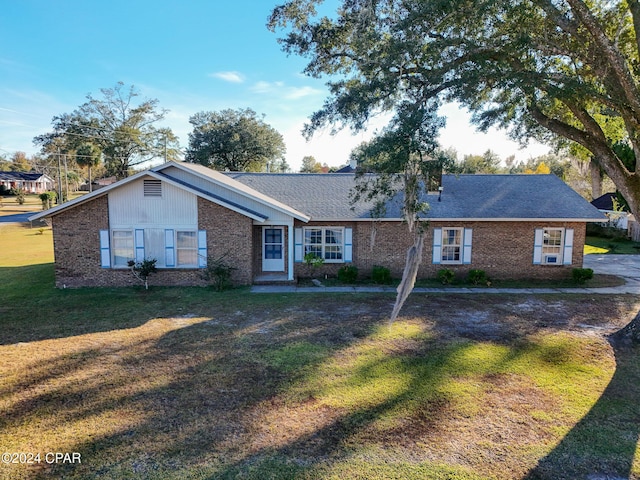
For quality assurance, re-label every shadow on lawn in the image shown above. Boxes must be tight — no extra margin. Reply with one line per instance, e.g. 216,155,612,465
525,342,640,480
4,294,638,479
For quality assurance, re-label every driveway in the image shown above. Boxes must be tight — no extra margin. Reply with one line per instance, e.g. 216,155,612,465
583,254,640,286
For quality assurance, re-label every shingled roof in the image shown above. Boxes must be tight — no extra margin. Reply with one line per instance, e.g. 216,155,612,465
226,172,606,221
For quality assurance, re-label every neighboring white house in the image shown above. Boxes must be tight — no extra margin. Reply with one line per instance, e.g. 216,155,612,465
590,192,632,230
0,172,54,194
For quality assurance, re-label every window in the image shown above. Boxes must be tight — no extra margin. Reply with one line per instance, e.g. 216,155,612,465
176,231,198,266
304,227,344,262
542,228,563,264
441,228,462,264
112,230,134,267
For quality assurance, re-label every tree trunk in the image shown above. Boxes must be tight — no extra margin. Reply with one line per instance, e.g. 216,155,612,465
590,158,602,199
390,233,425,323
609,311,640,346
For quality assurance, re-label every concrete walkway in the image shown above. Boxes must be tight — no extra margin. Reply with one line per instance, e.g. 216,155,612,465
252,254,640,295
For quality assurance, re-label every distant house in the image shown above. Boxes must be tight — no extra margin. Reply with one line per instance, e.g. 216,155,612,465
0,172,54,194
591,192,631,229
29,161,605,288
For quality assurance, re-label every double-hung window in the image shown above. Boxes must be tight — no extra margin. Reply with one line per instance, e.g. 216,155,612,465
176,231,198,267
542,228,563,264
441,228,463,264
112,230,134,267
304,227,344,262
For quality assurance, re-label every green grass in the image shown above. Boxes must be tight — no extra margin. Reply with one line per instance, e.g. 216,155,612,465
585,235,640,254
1,224,640,479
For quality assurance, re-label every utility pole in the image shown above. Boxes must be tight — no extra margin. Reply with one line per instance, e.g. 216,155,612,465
57,148,63,205
63,153,69,201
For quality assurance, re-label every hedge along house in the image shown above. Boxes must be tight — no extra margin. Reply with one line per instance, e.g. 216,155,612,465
29,161,606,288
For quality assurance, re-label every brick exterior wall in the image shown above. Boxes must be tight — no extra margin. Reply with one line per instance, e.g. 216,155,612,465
51,195,255,288
51,191,587,287
198,197,253,285
293,220,586,281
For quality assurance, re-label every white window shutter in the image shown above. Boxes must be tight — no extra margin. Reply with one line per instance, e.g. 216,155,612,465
165,229,175,267
135,229,145,263
294,228,303,262
533,228,543,264
198,230,207,268
432,227,442,264
344,227,353,263
563,228,574,265
99,230,111,268
463,228,473,264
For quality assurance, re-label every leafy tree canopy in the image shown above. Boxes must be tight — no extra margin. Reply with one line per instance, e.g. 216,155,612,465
185,108,286,172
269,0,640,220
34,82,180,179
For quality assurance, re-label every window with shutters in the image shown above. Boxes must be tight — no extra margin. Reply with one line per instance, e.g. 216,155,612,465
441,228,463,264
176,231,198,267
112,230,134,267
303,227,344,262
542,228,564,264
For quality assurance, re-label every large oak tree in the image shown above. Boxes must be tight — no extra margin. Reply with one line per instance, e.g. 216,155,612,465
269,0,640,220
271,0,640,335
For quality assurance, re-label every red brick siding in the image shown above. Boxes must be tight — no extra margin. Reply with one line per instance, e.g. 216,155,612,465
294,220,586,281
198,197,253,285
51,195,255,288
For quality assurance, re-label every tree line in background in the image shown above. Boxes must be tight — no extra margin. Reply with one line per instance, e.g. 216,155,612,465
0,80,619,205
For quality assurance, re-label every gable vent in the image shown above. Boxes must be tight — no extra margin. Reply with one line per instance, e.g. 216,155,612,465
143,179,162,197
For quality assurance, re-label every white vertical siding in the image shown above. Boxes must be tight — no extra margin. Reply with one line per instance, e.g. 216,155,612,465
109,177,197,228
162,166,291,223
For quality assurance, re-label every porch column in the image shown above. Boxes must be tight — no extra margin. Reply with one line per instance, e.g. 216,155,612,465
287,221,294,281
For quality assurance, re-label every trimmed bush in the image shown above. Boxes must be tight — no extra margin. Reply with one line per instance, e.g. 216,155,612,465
572,268,594,284
371,265,392,285
337,265,359,284
437,268,455,285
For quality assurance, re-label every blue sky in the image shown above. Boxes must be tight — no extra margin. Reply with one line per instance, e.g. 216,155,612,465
0,0,549,170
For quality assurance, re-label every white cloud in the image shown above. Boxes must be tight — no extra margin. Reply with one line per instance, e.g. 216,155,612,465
209,71,245,83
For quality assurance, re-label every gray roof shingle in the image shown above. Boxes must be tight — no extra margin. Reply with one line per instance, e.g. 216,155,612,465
225,172,605,221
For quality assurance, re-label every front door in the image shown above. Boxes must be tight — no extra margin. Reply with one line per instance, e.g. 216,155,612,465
262,226,285,272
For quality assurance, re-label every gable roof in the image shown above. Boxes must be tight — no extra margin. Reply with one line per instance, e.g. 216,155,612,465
29,161,605,224
28,162,310,223
226,172,606,221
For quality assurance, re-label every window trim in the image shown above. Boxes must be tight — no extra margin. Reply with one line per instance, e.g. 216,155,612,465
303,226,346,264
440,227,464,265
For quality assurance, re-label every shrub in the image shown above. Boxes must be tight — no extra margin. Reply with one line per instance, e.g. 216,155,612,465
201,256,237,291
371,265,392,285
572,267,594,284
39,191,57,210
337,265,359,284
437,268,455,285
127,258,157,290
467,269,487,285
304,252,324,268
14,189,25,205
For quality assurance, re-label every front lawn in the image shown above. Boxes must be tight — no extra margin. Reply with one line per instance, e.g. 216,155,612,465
1,224,640,479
